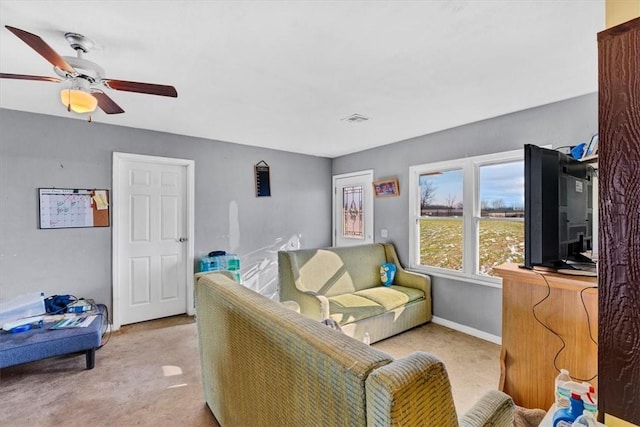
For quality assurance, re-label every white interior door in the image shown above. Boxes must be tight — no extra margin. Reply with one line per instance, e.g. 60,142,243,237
333,170,374,247
113,153,194,328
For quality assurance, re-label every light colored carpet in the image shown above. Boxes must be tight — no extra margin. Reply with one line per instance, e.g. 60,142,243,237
0,317,505,426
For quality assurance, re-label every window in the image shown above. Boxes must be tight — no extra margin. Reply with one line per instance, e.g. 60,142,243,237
409,149,524,284
478,161,525,276
418,169,464,271
342,185,364,239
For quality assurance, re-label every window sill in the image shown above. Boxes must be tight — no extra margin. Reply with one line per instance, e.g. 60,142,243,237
408,266,503,289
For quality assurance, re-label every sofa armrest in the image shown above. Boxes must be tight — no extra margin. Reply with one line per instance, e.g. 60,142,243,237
395,269,430,294
297,291,330,320
382,243,430,294
365,351,459,426
459,390,515,427
313,294,330,319
284,290,322,320
277,251,315,318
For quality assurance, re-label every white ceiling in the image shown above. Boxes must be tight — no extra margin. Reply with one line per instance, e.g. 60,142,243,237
0,1,604,158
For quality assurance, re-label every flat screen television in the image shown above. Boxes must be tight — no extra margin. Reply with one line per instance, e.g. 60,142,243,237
524,144,596,272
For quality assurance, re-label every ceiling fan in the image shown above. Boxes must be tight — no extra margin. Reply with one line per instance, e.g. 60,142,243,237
0,25,178,116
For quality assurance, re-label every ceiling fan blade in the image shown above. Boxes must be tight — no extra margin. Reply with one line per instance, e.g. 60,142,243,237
0,72,62,82
92,92,125,114
102,79,178,97
5,26,75,74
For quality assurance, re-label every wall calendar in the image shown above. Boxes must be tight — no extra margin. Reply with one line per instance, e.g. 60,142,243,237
38,188,110,229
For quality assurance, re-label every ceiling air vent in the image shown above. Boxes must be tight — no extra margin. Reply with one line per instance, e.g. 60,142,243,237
342,113,370,123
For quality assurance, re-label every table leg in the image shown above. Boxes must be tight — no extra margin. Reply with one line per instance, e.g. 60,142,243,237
85,348,95,369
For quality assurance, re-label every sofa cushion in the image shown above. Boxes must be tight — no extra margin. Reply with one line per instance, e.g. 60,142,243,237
328,293,386,325
290,245,388,297
354,285,425,311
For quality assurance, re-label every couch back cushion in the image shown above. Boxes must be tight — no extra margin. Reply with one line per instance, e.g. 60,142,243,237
288,244,387,297
195,272,393,427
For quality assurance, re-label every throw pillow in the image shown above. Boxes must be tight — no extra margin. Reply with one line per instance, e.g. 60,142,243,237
380,263,396,286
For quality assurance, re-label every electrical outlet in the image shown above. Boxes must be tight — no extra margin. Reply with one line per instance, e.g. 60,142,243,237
381,229,388,238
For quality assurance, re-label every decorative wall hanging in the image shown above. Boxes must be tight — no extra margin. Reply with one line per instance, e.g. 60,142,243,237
255,161,271,197
373,178,399,197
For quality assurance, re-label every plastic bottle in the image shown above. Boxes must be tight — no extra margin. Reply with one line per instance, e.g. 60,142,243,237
226,254,240,271
207,250,226,270
362,332,371,345
555,369,572,408
572,410,597,427
198,256,213,272
553,393,585,427
581,382,597,416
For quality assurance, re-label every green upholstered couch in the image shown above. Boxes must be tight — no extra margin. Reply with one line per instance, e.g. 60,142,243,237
278,243,431,343
195,272,514,427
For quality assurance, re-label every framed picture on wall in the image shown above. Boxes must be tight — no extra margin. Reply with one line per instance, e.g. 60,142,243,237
254,161,271,197
373,178,399,197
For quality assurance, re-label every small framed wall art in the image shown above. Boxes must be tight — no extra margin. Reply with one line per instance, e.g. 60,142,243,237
373,178,399,197
255,161,271,197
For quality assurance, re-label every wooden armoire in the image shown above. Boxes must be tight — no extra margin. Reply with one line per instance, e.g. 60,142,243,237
597,16,640,425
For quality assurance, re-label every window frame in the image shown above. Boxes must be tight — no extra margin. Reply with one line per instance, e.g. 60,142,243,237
409,148,524,287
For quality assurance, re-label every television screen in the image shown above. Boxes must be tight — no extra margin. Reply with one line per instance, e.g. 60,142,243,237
524,144,595,272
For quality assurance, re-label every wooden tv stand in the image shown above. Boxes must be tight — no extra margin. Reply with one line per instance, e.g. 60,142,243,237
494,263,598,410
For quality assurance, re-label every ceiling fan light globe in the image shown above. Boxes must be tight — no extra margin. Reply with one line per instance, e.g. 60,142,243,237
60,89,97,113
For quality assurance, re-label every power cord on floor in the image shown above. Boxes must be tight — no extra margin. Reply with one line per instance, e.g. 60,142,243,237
95,303,112,349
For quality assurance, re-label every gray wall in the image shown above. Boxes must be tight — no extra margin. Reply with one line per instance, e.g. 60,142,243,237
0,109,332,312
1,94,597,338
332,93,598,337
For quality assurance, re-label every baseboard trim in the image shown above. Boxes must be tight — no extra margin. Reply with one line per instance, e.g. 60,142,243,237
431,316,502,345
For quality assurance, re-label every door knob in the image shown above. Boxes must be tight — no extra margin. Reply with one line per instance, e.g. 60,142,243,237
178,237,188,242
